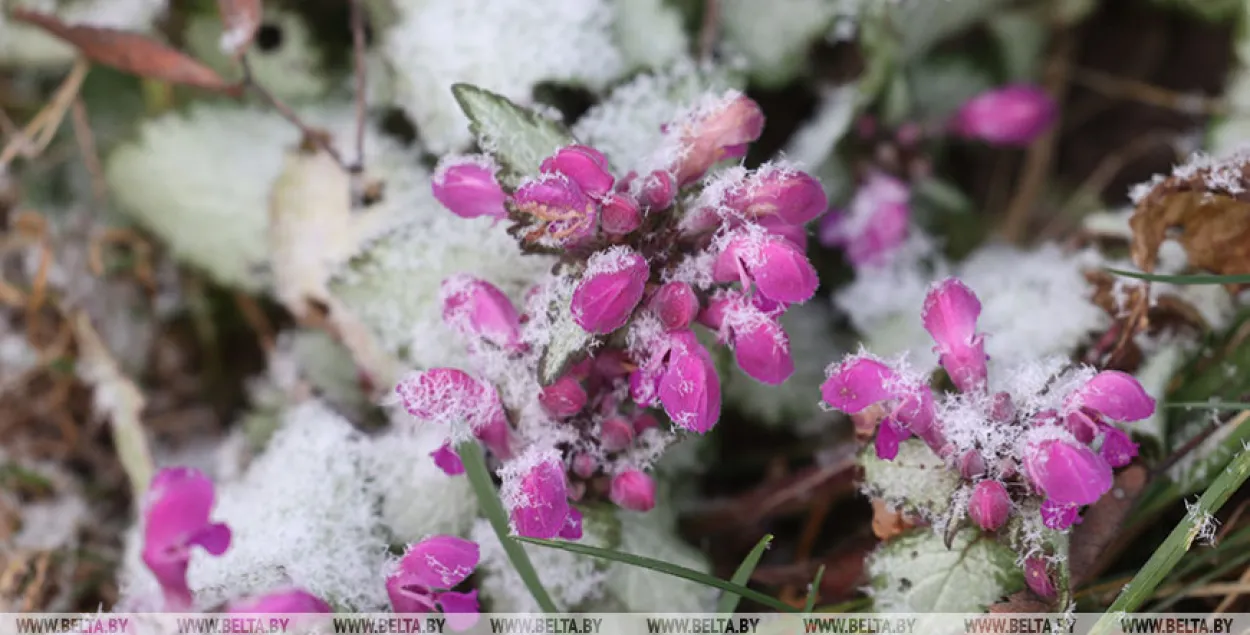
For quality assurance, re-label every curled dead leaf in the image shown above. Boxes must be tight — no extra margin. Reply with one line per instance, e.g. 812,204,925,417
870,498,912,541
10,9,239,95
216,0,263,59
1129,155,1250,292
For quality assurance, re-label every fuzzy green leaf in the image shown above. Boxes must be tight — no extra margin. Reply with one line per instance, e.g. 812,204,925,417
867,528,1024,612
451,83,576,185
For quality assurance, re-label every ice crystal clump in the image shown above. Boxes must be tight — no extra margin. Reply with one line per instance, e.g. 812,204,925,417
381,0,625,153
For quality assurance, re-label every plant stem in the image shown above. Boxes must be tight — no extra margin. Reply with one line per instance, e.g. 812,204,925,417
1091,447,1250,634
457,440,558,613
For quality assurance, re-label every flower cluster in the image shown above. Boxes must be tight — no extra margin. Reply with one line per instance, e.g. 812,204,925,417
398,91,826,538
819,278,1155,533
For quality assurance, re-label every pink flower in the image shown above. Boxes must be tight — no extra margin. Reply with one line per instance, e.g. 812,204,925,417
637,170,676,210
1097,424,1138,468
541,145,614,198
649,282,700,331
600,192,642,236
754,213,809,251
432,156,508,220
227,589,332,614
1023,437,1112,506
670,94,765,186
141,467,232,609
1040,499,1082,530
1067,371,1156,422
571,247,650,334
951,84,1056,146
967,480,1011,531
431,441,465,476
395,368,506,434
657,332,722,433
724,169,827,225
512,173,598,247
600,416,635,451
505,455,572,539
819,172,909,267
819,356,941,458
1024,557,1056,599
539,375,588,419
713,231,819,305
387,535,480,630
922,278,988,393
560,507,584,540
609,470,657,512
721,299,794,385
441,275,522,350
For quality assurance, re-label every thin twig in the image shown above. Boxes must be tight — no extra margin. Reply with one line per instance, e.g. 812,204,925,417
1213,566,1250,611
1071,67,1239,117
69,95,107,205
239,56,348,169
349,0,367,173
698,0,720,63
0,59,89,168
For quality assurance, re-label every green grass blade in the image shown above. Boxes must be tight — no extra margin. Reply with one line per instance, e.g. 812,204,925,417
717,534,773,614
457,441,558,613
803,565,826,613
1104,268,1250,285
1091,447,1250,635
519,537,799,613
1163,401,1250,410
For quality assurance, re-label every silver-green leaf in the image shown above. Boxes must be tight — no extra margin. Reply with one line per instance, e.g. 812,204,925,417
868,528,1024,612
451,83,576,184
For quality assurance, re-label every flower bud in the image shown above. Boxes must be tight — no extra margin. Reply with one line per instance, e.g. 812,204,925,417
1069,370,1156,422
967,480,1011,531
571,247,650,334
505,454,570,539
1040,499,1081,530
600,416,635,451
633,412,660,434
723,301,794,385
142,467,231,609
922,278,988,393
990,392,1015,423
430,441,465,475
1024,557,1056,599
1023,437,1112,506
638,170,676,209
600,192,642,236
609,469,657,512
658,338,722,433
951,84,1056,146
959,450,986,480
432,155,507,220
227,589,332,614
572,453,597,479
713,232,818,305
725,169,827,225
542,145,614,198
441,275,522,350
539,375,588,419
672,93,765,185
512,173,598,247
1097,424,1138,468
649,282,700,331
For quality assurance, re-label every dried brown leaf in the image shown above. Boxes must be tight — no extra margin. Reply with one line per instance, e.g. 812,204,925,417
216,0,263,59
1129,157,1250,290
870,498,913,541
1068,464,1149,587
10,9,239,95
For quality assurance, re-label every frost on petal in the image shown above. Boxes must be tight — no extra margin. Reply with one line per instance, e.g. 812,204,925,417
1097,425,1139,468
226,589,333,614
440,274,522,350
571,247,650,334
922,278,987,393
432,155,508,220
819,356,901,413
512,173,599,248
559,507,584,540
431,441,466,476
394,368,505,435
542,145,614,198
668,92,765,186
723,302,794,385
658,343,722,434
1069,370,1156,422
538,375,589,419
649,282,700,331
1039,499,1082,530
395,535,481,590
723,165,828,225
967,480,1011,531
501,450,571,539
1023,437,1113,506
819,171,910,267
714,231,818,304
141,467,231,609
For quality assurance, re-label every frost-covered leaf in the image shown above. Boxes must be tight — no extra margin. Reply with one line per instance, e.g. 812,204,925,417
452,83,577,184
601,510,719,613
537,283,593,386
861,440,961,518
867,527,1024,612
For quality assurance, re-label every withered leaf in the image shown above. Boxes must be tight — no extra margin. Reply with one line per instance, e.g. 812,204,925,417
1129,155,1250,291
10,9,239,95
216,0,263,59
1068,464,1148,588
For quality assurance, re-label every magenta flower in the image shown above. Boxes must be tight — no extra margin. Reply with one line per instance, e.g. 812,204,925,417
819,172,910,267
570,247,650,334
432,156,508,220
387,535,480,630
1040,499,1082,530
721,298,794,385
657,333,722,433
1024,557,1057,599
1023,437,1113,506
636,170,676,210
922,278,988,393
819,356,940,458
512,173,598,247
713,231,818,305
649,282,700,331
541,145,614,198
560,507,584,540
227,588,332,614
395,368,506,434
967,480,1011,531
609,469,657,512
723,169,827,225
670,93,765,186
754,213,809,251
504,454,572,539
441,275,522,351
1097,425,1138,468
431,441,466,476
539,375,588,419
600,192,642,236
141,467,232,609
950,84,1057,146
599,416,635,452
1067,370,1156,422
